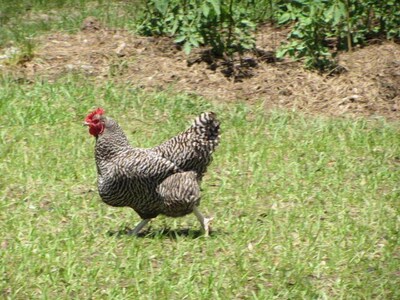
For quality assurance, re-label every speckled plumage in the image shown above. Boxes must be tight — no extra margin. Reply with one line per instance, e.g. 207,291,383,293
87,111,220,233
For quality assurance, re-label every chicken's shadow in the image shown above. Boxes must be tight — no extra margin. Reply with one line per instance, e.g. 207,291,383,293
108,227,222,239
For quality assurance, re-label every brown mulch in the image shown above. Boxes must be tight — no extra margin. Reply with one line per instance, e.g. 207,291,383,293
1,18,400,119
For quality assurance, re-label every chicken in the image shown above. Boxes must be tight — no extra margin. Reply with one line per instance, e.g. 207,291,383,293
84,108,220,236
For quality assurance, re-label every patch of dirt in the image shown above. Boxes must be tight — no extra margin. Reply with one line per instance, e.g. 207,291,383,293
1,18,400,118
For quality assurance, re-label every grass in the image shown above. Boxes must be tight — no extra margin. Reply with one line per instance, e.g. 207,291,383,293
0,77,399,299
0,0,140,51
1,1,400,298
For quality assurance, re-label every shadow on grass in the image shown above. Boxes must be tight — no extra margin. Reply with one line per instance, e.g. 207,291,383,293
107,227,225,239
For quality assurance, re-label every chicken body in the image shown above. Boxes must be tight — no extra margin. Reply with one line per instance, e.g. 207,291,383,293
86,110,220,235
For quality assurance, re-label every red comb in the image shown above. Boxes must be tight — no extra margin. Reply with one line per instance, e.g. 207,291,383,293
85,108,105,122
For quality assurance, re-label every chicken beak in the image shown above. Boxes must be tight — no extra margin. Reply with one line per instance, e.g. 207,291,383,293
83,121,90,126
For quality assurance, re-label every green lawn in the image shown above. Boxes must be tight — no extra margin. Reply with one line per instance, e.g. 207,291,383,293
0,78,399,299
1,1,399,298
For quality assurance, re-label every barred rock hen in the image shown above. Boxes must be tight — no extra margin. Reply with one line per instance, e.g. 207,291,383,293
84,108,220,236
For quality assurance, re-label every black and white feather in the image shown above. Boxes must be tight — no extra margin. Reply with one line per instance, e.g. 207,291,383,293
92,112,220,232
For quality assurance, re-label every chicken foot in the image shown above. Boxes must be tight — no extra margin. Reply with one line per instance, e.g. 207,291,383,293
193,206,213,236
128,207,213,236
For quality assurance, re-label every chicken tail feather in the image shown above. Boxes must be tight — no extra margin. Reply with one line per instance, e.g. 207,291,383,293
192,112,220,152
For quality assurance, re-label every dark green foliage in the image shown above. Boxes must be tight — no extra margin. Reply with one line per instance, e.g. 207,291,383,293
276,0,400,71
136,0,256,57
137,0,400,71
276,1,336,72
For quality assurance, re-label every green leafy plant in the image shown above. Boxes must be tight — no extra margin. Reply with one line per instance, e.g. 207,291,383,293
276,0,400,71
136,0,256,58
276,1,337,71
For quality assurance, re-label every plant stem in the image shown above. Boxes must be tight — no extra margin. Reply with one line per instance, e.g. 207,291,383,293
226,0,235,58
345,0,352,51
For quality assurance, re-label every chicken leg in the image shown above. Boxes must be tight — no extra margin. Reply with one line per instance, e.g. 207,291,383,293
128,208,213,236
193,206,213,236
128,219,150,236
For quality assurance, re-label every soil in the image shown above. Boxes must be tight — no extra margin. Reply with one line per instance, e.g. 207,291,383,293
1,18,400,119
